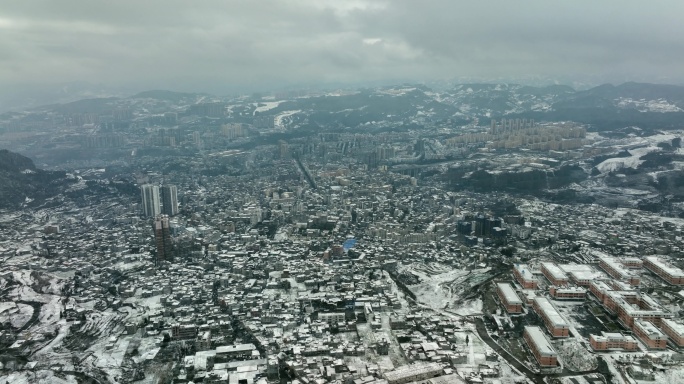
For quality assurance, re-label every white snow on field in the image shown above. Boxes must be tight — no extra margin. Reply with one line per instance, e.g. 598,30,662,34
0,371,78,384
401,262,490,311
9,303,33,328
11,285,51,303
274,110,301,128
377,87,417,96
654,366,684,383
34,319,70,357
0,301,16,313
595,146,661,173
0,302,33,328
554,338,597,372
450,299,483,316
132,336,163,363
12,270,35,286
39,295,63,324
252,101,283,115
615,97,683,112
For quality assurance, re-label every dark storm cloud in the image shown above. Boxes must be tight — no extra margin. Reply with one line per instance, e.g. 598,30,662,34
2,0,683,93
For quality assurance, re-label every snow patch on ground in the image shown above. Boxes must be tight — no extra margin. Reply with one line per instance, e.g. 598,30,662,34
401,262,491,311
595,146,661,174
252,101,284,115
10,303,33,328
615,97,683,112
274,110,301,128
0,371,78,384
0,302,33,329
654,366,684,383
0,301,17,313
555,338,597,372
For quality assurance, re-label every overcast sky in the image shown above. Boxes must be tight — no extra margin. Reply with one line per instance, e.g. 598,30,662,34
2,0,684,94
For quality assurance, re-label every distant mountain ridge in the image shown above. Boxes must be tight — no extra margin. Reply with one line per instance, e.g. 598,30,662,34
130,90,208,102
12,81,684,132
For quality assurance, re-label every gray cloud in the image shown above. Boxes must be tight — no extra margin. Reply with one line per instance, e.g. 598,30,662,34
2,0,684,94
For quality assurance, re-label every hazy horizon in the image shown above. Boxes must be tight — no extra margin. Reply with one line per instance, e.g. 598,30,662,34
3,1,684,99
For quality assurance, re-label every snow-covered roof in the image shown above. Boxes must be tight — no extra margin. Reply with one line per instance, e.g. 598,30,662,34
552,287,586,294
560,264,604,282
662,319,684,337
598,255,639,279
634,319,667,340
541,262,568,281
590,280,612,292
383,362,443,382
514,264,535,281
534,297,568,328
497,283,522,305
591,332,636,343
645,256,684,278
524,326,557,357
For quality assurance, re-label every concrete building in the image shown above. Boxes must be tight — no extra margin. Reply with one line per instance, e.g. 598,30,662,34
597,255,640,286
196,330,212,351
172,323,197,340
514,264,537,289
549,286,586,300
621,257,643,269
161,185,179,216
533,297,570,337
496,283,523,313
660,318,684,348
215,344,258,361
154,215,173,264
541,262,569,287
589,280,612,302
141,184,161,217
382,362,443,384
559,264,604,287
604,291,673,329
319,312,346,324
633,319,668,350
589,332,638,351
523,326,558,367
644,256,684,285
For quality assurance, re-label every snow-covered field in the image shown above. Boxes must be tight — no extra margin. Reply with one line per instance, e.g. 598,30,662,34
595,146,661,174
0,302,34,329
0,371,79,384
274,110,301,128
615,97,683,112
252,101,284,115
554,338,597,372
400,262,490,314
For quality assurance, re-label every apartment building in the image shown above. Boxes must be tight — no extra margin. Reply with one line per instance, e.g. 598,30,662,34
549,286,586,300
559,264,604,287
597,255,640,286
514,264,538,289
382,362,443,384
319,312,346,324
523,326,558,367
644,256,684,286
533,297,570,337
633,319,668,350
589,332,638,351
497,282,524,313
589,280,612,302
660,318,684,348
541,262,569,287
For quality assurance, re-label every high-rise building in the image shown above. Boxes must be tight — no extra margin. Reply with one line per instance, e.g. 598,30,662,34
154,215,174,264
141,184,161,217
161,185,179,216
279,140,289,159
